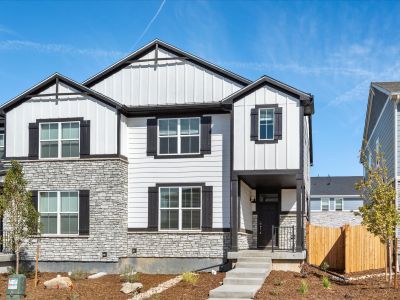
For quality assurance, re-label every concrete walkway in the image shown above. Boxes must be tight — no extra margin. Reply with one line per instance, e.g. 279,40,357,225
208,250,271,300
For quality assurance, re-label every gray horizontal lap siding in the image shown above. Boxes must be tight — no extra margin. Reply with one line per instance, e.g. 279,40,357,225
367,99,395,178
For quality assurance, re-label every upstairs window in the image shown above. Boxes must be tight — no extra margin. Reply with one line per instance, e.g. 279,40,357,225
0,133,4,159
40,122,80,159
259,108,274,140
158,118,200,155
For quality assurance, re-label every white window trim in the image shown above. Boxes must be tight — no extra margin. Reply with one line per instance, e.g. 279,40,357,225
258,108,275,141
39,121,80,159
38,190,80,236
157,118,201,156
334,197,343,211
158,186,202,231
320,197,330,212
311,196,362,212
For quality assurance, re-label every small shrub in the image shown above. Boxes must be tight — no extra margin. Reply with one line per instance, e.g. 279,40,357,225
182,272,199,285
69,293,80,300
120,266,140,283
320,261,330,273
322,276,331,289
273,279,285,286
298,280,308,295
70,270,88,281
269,288,280,296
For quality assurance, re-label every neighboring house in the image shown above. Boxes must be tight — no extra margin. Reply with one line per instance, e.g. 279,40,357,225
361,81,400,259
310,176,363,227
0,40,314,273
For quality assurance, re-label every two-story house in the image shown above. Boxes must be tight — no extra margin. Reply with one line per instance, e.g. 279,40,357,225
0,40,314,273
310,176,363,227
361,81,400,260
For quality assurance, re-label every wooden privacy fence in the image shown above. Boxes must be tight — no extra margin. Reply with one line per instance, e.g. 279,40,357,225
306,223,386,273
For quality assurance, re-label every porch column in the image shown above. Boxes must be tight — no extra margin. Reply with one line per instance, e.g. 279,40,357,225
296,174,303,252
231,178,239,252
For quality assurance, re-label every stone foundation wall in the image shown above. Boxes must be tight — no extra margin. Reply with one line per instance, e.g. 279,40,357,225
127,232,230,258
8,159,128,263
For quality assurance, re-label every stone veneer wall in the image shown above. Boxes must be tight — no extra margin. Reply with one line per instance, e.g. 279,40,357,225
238,232,252,250
9,159,128,263
310,212,362,227
127,232,230,258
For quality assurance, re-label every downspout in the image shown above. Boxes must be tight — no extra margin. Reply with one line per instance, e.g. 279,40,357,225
394,94,399,264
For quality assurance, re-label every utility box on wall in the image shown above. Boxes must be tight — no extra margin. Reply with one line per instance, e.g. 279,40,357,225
6,274,26,300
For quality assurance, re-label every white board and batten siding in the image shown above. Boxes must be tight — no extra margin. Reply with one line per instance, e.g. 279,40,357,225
6,82,118,158
126,114,231,229
91,48,243,107
233,85,300,171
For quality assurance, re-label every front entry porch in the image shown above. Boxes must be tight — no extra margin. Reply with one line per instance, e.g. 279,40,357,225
230,171,308,257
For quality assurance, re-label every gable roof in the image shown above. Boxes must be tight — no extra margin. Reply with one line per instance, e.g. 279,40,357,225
1,73,126,113
221,75,314,109
311,176,363,196
361,84,393,155
83,39,252,88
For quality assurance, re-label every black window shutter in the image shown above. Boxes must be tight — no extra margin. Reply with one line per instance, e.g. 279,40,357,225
250,108,258,141
79,190,90,235
80,120,91,158
274,107,283,140
200,116,212,154
28,123,39,159
148,187,158,231
202,186,213,231
31,190,38,233
147,119,157,156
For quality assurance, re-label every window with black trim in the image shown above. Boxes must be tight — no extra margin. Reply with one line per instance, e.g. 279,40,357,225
39,121,80,158
159,186,201,230
158,118,200,155
38,191,79,235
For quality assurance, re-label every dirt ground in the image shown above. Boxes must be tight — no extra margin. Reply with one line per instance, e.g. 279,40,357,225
149,272,225,300
255,265,400,300
0,272,174,300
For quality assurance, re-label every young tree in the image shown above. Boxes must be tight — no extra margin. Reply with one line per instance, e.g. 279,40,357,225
0,161,39,274
356,147,400,286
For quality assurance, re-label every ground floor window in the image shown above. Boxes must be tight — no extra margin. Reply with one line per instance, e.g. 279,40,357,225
159,186,201,231
38,191,79,235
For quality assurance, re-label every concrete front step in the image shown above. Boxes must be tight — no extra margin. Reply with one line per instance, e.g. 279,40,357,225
237,250,272,257
223,277,265,285
237,256,272,263
225,268,268,279
209,284,260,299
235,262,271,269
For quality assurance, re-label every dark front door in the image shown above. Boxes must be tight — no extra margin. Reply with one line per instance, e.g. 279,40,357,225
257,199,279,248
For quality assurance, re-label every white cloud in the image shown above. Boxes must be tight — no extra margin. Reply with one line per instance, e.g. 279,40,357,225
0,40,124,58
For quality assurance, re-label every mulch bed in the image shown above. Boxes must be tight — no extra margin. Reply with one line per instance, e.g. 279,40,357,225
149,272,225,300
0,272,174,300
255,264,400,300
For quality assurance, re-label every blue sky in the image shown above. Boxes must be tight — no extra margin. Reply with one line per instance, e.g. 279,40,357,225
1,0,399,176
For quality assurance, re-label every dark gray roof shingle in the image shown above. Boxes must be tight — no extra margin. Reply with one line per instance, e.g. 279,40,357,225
373,82,400,93
311,176,363,196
